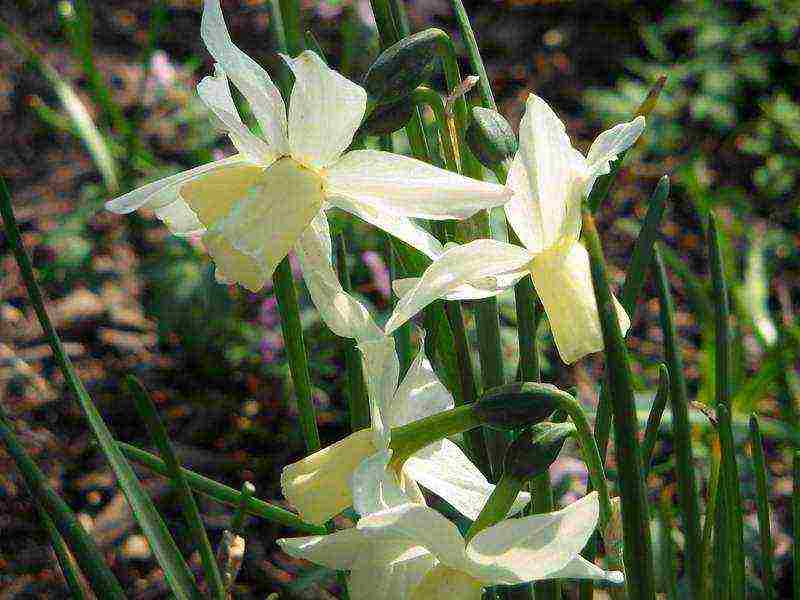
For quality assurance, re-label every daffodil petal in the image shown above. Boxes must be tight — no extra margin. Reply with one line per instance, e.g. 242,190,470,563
359,335,400,449
349,554,436,600
327,193,444,260
352,450,412,516
530,241,630,364
358,503,470,572
392,268,528,303
296,212,384,341
282,51,367,169
384,240,534,335
511,94,587,252
466,492,599,585
201,0,287,154
403,439,530,521
208,158,324,286
544,555,624,586
179,162,266,227
410,564,484,600
327,150,511,220
105,155,247,215
585,116,646,181
280,428,377,525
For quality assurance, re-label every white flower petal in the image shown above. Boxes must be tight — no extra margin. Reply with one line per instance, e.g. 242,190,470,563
409,565,484,600
359,335,400,449
280,428,377,525
389,339,454,431
585,116,646,182
197,65,275,164
403,439,530,521
466,492,600,585
283,51,367,168
511,94,588,252
105,155,247,215
349,554,436,600
393,268,528,303
384,240,534,334
358,503,470,572
352,450,413,516
207,158,324,288
530,241,630,364
544,555,624,585
295,213,384,341
201,0,288,154
327,150,511,220
327,193,444,260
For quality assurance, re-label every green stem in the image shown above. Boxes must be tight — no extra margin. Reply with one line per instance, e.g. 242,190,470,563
653,246,704,599
583,209,655,600
230,482,256,536
701,436,722,599
390,404,481,467
278,0,305,55
118,442,325,534
749,415,775,600
641,363,670,478
448,0,495,110
465,472,521,542
708,214,745,600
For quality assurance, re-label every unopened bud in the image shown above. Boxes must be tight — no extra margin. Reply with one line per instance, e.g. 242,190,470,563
465,106,518,169
474,382,571,430
503,421,575,480
360,99,414,135
364,29,442,105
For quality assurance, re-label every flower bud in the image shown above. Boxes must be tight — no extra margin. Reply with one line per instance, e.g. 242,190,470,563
474,382,572,431
363,29,442,105
360,99,414,135
503,421,576,481
465,106,518,169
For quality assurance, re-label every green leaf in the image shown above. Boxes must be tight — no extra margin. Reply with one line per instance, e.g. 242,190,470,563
641,364,670,478
749,415,776,600
0,177,201,600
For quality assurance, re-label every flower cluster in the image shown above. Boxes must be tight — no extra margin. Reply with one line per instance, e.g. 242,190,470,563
106,1,642,596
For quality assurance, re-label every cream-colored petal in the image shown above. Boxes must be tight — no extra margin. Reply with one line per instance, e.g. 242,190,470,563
280,428,377,525
358,503,470,572
105,155,247,215
392,268,529,303
202,231,269,292
179,162,266,227
410,565,483,600
466,492,600,585
349,554,436,600
585,116,646,182
208,158,324,287
389,339,454,431
201,0,288,154
404,439,530,521
295,213,384,342
283,51,367,169
327,193,444,260
197,65,274,164
327,150,511,220
358,335,400,449
544,555,624,585
513,94,588,251
384,240,534,335
352,450,412,516
530,241,630,364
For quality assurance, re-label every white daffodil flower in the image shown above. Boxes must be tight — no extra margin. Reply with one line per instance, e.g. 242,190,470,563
279,479,622,600
281,330,529,525
384,94,645,364
105,0,509,293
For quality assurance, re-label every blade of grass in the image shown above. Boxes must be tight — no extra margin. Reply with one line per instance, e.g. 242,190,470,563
641,364,670,478
335,234,369,432
583,209,655,600
127,377,225,600
0,176,201,599
713,458,731,600
658,492,679,600
36,505,89,600
749,414,775,600
278,0,304,55
653,246,704,599
0,405,125,600
708,213,745,599
119,442,325,534
701,435,722,599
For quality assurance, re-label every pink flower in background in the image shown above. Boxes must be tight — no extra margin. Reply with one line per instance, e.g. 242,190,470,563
259,331,284,363
362,250,391,300
259,296,280,328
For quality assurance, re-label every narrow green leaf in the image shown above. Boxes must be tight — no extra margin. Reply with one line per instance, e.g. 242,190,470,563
0,177,201,600
35,506,88,600
708,213,746,599
0,406,125,600
128,377,225,600
119,442,325,534
583,209,655,600
278,0,304,55
749,415,775,600
653,246,704,599
658,494,679,600
713,454,731,600
641,364,670,478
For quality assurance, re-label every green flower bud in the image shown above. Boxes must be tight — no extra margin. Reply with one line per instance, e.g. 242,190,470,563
363,29,443,105
360,99,414,135
503,421,576,481
474,382,571,431
465,106,518,169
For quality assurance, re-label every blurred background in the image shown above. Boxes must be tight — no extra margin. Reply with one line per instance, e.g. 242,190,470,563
0,0,797,597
